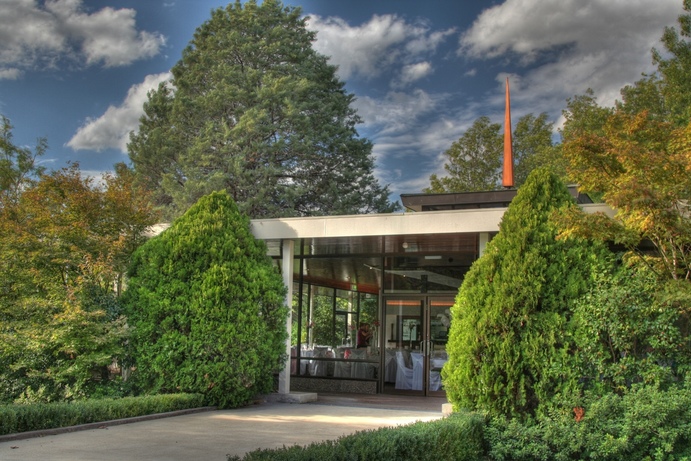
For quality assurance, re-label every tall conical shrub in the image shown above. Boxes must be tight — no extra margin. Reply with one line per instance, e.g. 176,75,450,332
124,191,287,408
442,168,607,418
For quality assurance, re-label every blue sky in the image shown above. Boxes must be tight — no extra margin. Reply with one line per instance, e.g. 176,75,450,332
0,0,685,200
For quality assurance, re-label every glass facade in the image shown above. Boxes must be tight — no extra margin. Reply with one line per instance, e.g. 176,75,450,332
281,232,479,395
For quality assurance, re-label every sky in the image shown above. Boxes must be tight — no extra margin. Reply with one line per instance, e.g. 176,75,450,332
0,0,686,201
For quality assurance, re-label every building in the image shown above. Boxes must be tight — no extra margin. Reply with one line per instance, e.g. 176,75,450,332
251,78,613,398
251,188,611,397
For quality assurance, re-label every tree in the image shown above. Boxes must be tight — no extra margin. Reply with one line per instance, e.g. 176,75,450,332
123,191,288,408
558,6,691,281
426,116,502,193
129,0,396,220
513,113,562,185
561,111,691,282
617,74,668,121
442,169,607,418
653,0,691,126
426,113,557,193
0,115,46,211
554,1,691,403
560,90,613,144
0,162,157,402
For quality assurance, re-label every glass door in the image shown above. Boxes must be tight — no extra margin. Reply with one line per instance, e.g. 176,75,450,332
426,297,453,396
381,296,453,396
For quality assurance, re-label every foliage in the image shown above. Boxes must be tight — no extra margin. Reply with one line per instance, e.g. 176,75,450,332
426,113,559,193
426,116,502,193
561,110,691,281
486,381,691,461
228,411,486,461
560,90,614,145
442,168,607,418
559,4,691,281
653,0,691,126
0,115,46,209
572,261,691,396
617,74,669,122
0,393,204,436
512,113,563,186
123,191,288,408
311,294,346,347
129,0,396,220
0,145,158,402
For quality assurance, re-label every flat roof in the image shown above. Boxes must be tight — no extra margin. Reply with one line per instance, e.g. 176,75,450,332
400,186,592,212
250,203,613,241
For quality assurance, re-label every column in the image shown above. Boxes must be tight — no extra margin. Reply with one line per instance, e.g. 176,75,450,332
479,232,490,257
278,239,294,395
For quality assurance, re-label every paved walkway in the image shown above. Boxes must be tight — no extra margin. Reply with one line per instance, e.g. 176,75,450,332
0,394,447,461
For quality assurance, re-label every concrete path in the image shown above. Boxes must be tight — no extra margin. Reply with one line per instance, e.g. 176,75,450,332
0,396,445,461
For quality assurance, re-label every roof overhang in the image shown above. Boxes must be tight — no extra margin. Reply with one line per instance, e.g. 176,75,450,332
400,185,591,212
250,203,613,241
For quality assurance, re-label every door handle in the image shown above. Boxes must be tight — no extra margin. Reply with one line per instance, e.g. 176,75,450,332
421,340,434,356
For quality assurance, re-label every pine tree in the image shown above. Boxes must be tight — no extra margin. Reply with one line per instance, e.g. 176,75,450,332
128,0,395,219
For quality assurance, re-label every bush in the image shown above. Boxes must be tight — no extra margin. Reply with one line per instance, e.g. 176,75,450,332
0,393,204,435
123,191,288,408
573,262,691,396
228,412,486,461
442,169,609,418
486,382,691,460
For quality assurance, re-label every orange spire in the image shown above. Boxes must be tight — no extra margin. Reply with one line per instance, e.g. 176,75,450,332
503,77,514,188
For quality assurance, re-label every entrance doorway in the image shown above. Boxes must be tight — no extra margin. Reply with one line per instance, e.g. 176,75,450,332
381,296,453,396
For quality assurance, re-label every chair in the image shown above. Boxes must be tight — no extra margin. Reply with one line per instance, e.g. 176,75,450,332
428,356,446,391
333,348,352,378
410,352,424,391
347,349,372,379
384,349,397,383
309,346,329,377
428,370,442,391
395,351,414,390
411,352,445,391
333,360,352,378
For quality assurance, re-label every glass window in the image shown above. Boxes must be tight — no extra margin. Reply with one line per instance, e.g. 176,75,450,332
383,255,470,293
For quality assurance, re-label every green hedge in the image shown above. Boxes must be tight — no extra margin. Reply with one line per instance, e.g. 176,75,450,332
0,393,205,435
486,383,691,460
228,384,691,461
227,411,486,461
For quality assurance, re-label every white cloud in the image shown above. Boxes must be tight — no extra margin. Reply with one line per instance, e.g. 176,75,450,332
307,13,455,83
0,0,165,78
67,72,172,152
354,88,486,196
369,107,482,197
460,0,682,108
393,61,433,88
355,89,440,135
0,68,22,80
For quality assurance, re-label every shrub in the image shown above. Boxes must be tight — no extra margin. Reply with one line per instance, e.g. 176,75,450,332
123,191,288,408
442,168,609,418
573,262,691,396
0,393,204,435
486,382,691,460
228,411,486,461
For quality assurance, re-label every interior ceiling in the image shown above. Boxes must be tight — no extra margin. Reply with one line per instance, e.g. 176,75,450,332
299,233,478,256
289,233,480,293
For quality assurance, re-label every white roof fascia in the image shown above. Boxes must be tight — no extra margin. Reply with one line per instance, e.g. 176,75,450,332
249,203,615,241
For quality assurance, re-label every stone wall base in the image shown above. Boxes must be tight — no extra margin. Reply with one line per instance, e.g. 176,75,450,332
290,377,377,395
